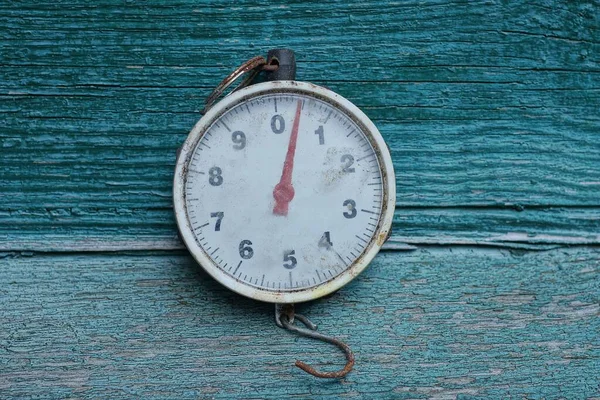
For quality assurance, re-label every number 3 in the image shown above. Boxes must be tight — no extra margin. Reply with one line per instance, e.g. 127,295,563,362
343,199,357,219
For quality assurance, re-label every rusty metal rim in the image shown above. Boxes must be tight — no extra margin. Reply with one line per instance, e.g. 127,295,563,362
173,80,396,304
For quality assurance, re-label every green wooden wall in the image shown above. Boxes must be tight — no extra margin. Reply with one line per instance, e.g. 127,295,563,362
1,1,599,398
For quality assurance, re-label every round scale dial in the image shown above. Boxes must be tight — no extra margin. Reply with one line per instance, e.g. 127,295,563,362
174,81,395,303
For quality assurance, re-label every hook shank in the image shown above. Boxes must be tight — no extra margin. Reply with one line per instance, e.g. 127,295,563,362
280,314,355,379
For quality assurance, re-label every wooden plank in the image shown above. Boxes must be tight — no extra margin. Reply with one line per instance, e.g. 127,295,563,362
1,247,598,398
1,79,598,208
0,0,599,247
0,2,599,398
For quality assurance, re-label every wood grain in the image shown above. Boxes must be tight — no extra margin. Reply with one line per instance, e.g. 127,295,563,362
1,0,599,245
1,0,599,398
1,248,599,399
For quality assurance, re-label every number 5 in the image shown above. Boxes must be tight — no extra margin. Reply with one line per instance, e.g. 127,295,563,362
283,250,297,269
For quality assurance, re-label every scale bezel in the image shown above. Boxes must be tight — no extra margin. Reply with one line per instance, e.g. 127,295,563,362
174,81,396,304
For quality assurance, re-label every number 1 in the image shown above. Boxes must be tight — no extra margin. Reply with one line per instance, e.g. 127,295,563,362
315,125,324,145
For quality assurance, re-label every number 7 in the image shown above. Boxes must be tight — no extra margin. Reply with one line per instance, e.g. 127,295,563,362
211,212,224,231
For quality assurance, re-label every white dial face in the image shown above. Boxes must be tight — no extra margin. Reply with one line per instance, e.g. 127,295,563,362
181,88,387,298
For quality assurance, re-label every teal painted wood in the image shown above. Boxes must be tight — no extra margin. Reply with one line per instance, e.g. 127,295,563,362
0,0,599,247
1,248,599,398
1,0,600,398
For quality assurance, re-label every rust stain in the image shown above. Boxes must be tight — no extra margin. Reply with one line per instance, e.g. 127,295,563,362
376,230,388,247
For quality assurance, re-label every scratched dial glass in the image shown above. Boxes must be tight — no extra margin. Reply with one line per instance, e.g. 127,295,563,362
184,94,383,291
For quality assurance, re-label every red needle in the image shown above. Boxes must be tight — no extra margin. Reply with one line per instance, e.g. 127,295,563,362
273,100,303,216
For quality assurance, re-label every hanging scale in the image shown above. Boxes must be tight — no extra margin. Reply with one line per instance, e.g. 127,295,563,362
173,49,396,378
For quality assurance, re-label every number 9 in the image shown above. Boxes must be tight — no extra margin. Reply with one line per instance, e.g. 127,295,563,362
232,131,246,150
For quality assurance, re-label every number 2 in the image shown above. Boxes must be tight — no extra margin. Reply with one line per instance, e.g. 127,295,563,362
341,154,355,173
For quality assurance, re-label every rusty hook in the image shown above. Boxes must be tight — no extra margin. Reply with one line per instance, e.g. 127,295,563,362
280,313,355,379
201,55,279,114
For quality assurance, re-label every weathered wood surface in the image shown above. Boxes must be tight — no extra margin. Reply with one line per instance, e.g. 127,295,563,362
2,248,599,398
1,0,599,398
2,0,600,249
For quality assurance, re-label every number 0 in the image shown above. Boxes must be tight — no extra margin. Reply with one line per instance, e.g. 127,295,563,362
271,115,285,134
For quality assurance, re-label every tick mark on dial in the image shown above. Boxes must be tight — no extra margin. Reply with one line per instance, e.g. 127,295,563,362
356,154,374,163
221,121,231,132
315,269,323,282
355,235,368,244
361,208,377,215
323,110,333,124
234,260,243,275
200,141,211,149
210,247,220,256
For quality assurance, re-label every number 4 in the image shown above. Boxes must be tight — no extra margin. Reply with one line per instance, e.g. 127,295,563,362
319,231,333,249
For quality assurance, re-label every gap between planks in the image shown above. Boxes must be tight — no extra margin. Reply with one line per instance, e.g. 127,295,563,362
2,233,600,253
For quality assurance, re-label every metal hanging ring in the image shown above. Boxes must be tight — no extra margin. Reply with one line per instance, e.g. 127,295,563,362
201,55,279,114
280,313,355,379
